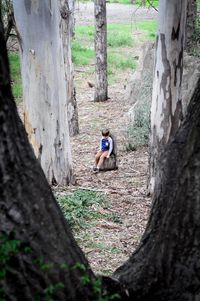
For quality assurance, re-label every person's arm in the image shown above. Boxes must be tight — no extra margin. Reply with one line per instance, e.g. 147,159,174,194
107,137,113,157
99,138,102,151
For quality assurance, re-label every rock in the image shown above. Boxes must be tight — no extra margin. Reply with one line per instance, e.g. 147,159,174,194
99,134,118,171
99,154,118,171
126,42,200,121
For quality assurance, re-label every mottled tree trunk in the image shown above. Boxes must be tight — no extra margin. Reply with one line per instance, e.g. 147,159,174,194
60,0,79,136
94,0,108,102
13,0,73,185
185,0,197,53
115,76,200,301
149,0,187,195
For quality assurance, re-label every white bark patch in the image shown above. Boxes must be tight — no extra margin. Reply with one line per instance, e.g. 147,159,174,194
149,0,187,195
13,0,73,185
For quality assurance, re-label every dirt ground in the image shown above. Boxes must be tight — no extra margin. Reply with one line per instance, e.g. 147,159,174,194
75,2,157,25
61,3,155,274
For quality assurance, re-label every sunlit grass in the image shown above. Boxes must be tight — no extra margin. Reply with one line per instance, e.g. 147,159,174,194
8,52,22,104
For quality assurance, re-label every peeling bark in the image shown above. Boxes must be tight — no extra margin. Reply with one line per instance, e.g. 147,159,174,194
13,0,74,185
94,0,108,102
149,0,187,194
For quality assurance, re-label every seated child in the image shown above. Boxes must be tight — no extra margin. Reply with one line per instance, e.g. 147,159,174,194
93,129,113,172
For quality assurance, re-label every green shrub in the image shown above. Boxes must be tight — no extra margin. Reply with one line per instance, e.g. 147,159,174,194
56,189,107,230
125,100,150,151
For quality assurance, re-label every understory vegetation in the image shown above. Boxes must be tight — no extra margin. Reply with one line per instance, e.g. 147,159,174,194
56,189,121,231
8,52,22,104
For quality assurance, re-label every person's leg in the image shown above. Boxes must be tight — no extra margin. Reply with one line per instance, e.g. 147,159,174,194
97,151,109,169
95,151,103,168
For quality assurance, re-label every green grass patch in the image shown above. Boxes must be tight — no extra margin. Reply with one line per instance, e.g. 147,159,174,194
56,189,107,230
73,23,136,74
135,0,159,7
108,31,133,47
108,51,137,70
8,52,22,103
134,20,157,40
72,40,94,65
56,189,121,231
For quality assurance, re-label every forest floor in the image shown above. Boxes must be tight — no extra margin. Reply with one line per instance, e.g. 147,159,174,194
55,3,156,275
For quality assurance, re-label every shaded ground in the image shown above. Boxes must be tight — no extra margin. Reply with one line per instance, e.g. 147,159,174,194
68,80,151,274
56,2,155,275
64,2,155,274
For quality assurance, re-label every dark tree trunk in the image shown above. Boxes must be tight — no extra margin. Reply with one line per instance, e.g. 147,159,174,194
185,0,197,53
0,19,96,301
94,0,108,102
115,77,200,300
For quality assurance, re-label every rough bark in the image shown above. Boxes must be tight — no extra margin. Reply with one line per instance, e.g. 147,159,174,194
94,0,108,102
13,0,73,185
0,19,97,301
60,0,79,137
0,0,15,43
115,76,200,301
149,0,187,195
185,0,197,53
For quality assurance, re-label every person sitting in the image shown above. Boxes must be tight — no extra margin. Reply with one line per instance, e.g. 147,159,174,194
93,129,113,173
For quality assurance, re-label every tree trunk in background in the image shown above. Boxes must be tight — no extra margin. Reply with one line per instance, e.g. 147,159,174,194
185,0,197,53
148,0,187,195
94,0,108,102
0,19,96,301
13,0,74,185
115,76,200,301
60,0,79,136
0,0,15,43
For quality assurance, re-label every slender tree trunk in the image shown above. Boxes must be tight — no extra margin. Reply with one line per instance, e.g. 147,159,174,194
94,0,108,102
185,0,197,53
13,0,74,185
60,0,79,137
148,0,187,195
115,76,200,301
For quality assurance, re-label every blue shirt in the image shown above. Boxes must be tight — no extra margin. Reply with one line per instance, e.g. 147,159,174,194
100,136,113,155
